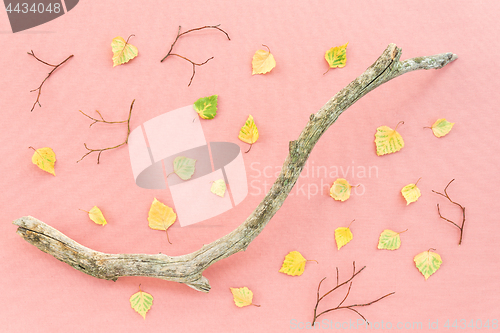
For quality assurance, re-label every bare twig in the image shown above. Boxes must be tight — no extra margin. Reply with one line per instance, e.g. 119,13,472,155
432,179,466,245
14,45,457,292
77,99,135,164
160,24,230,86
28,50,74,112
312,262,394,324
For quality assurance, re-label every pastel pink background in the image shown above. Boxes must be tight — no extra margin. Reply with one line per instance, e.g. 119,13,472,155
1,1,499,332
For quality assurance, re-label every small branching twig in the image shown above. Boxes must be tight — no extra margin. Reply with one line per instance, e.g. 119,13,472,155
160,24,230,86
28,50,74,112
312,262,395,325
77,99,135,164
432,179,466,245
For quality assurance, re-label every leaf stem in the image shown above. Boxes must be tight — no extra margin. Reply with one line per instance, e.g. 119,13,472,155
28,51,73,112
394,120,404,131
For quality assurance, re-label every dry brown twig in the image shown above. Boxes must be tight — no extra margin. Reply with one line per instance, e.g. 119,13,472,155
160,24,230,86
77,99,135,164
28,50,74,112
312,262,395,324
14,44,457,292
432,179,466,245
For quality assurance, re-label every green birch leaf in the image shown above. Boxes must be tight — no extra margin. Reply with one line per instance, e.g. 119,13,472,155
324,42,348,72
430,118,455,137
173,156,196,180
130,288,153,319
194,95,218,119
377,229,404,250
414,250,443,280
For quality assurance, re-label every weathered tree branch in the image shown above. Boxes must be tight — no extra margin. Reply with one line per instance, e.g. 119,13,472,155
13,44,457,292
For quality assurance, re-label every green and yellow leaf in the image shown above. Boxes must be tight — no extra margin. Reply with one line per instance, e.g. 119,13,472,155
378,229,407,250
414,249,443,280
324,42,348,73
329,178,353,201
31,147,56,176
239,115,259,152
130,287,153,319
111,35,138,67
173,156,196,180
211,179,226,197
375,123,405,156
252,46,276,75
230,287,259,307
429,118,454,137
194,95,218,119
401,181,421,205
279,251,308,276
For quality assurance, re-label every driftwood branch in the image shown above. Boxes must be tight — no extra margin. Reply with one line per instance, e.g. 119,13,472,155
14,44,457,292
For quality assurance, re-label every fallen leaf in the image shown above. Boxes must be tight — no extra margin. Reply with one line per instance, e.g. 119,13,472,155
401,179,421,205
335,220,355,250
30,146,56,176
252,45,276,75
378,229,407,250
414,249,443,280
86,206,107,226
111,35,138,67
374,122,405,156
324,42,348,74
329,178,355,201
172,156,196,180
148,198,176,243
238,115,259,153
194,95,218,119
211,179,226,197
230,287,260,307
130,286,153,319
279,251,316,276
428,118,454,138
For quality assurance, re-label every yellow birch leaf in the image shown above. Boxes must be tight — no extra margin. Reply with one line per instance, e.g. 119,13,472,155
329,178,354,201
211,179,226,197
30,147,56,176
324,42,348,73
374,122,405,156
129,287,153,319
148,198,176,233
414,249,443,280
335,220,355,250
401,179,421,205
88,206,107,226
252,45,276,75
279,251,311,276
111,35,138,67
239,115,259,152
230,287,259,308
429,118,455,137
377,229,407,250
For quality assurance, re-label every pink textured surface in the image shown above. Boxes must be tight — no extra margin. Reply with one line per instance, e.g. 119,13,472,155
1,1,500,332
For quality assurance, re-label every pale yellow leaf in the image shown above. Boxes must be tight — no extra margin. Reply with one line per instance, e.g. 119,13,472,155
211,179,226,197
335,227,353,250
374,123,405,156
111,35,138,67
31,147,56,176
430,118,454,138
377,229,407,250
414,249,443,280
279,251,315,276
252,47,276,75
230,287,259,307
329,178,353,201
130,288,153,319
88,206,107,226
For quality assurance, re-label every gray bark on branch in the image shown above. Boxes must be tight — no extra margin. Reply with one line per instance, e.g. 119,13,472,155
13,44,457,292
